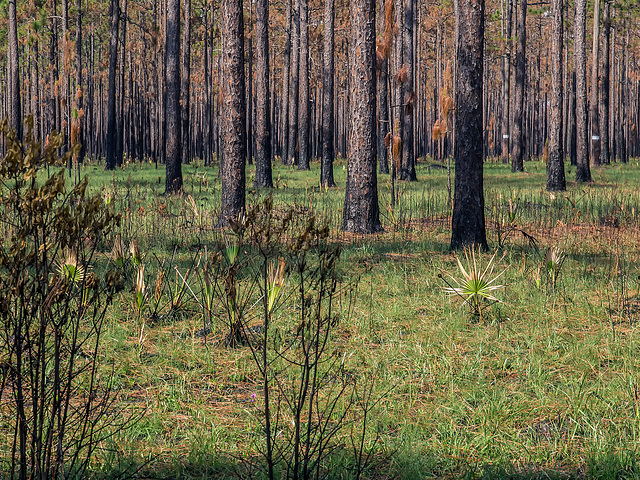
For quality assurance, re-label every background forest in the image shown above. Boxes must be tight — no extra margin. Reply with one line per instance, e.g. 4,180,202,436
5,0,640,478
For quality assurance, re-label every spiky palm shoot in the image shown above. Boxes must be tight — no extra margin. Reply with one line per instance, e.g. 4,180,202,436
442,248,507,317
58,248,85,285
545,246,565,289
111,235,127,268
130,239,143,268
267,258,286,313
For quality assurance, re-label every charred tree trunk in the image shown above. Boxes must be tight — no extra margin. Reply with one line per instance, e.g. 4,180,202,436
219,0,246,225
320,0,336,187
511,0,526,172
451,0,488,250
165,0,182,193
599,0,610,165
343,0,381,233
501,0,512,164
287,0,300,165
547,0,565,191
116,0,128,166
75,0,86,164
281,0,292,162
181,0,192,165
254,0,273,187
574,0,591,181
400,0,416,181
8,0,22,139
105,0,120,170
590,0,601,166
298,0,310,169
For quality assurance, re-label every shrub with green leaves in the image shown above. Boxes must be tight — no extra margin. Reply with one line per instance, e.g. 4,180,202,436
0,118,128,478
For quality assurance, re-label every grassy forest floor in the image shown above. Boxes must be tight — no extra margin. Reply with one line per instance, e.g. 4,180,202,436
9,155,640,479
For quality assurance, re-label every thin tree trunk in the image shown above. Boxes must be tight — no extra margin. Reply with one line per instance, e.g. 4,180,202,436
400,0,416,180
165,0,182,193
181,0,191,165
76,0,86,164
451,0,487,250
255,0,273,187
287,0,300,165
575,0,591,181
547,0,565,191
105,0,120,170
8,0,22,139
116,0,128,165
590,0,601,166
320,0,336,187
298,0,310,169
511,0,526,172
501,0,512,164
281,0,292,162
599,0,610,164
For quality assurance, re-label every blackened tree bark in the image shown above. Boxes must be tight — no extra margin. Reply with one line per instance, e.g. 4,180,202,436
281,0,292,163
574,0,591,181
501,0,512,164
320,0,336,187
399,0,416,181
511,0,526,172
116,0,128,166
568,72,577,166
599,0,610,164
76,0,86,164
105,0,120,170
376,0,389,174
547,0,565,191
219,0,246,225
8,0,22,139
165,0,182,193
343,0,381,234
450,0,488,250
287,0,300,165
255,0,273,187
181,0,192,165
590,0,601,166
298,0,310,170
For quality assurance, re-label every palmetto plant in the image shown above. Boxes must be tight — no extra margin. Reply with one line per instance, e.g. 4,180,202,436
440,247,507,319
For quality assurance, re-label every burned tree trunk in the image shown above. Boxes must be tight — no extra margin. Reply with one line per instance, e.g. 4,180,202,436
511,0,526,172
320,0,336,187
343,0,381,233
574,0,591,181
254,0,273,187
450,0,488,250
219,0,246,225
165,0,183,193
547,0,565,191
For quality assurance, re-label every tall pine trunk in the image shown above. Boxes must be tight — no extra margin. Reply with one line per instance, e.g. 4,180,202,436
574,0,591,181
287,0,300,165
501,0,512,164
181,0,191,165
343,0,381,233
511,0,526,172
8,0,22,139
590,0,601,166
165,0,183,193
298,0,310,169
255,0,273,187
320,0,336,187
219,0,246,224
599,0,610,165
105,0,120,170
451,0,487,250
547,0,565,191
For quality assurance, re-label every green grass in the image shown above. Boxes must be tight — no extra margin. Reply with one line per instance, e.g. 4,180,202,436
15,156,640,478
